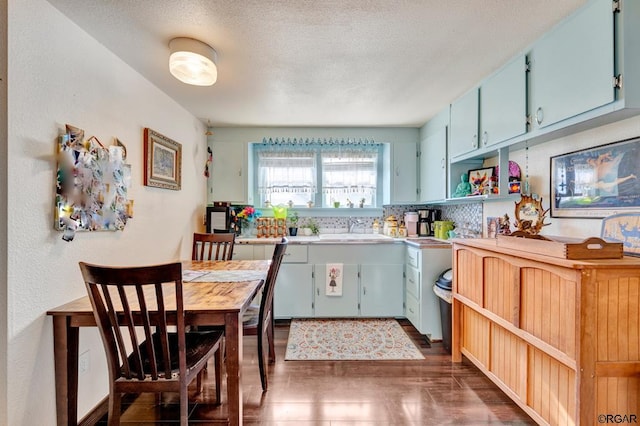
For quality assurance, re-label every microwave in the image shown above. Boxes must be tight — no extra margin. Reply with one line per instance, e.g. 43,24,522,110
206,203,246,235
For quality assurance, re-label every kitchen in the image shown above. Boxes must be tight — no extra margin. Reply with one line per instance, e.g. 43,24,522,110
3,0,640,424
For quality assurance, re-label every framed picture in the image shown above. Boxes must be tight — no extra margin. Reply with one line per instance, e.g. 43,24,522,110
144,128,182,190
550,137,640,218
468,167,495,196
486,216,500,238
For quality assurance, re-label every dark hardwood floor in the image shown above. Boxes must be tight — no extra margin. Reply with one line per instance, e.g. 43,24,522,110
97,320,535,425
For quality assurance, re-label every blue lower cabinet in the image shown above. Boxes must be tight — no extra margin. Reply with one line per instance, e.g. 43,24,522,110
314,264,359,317
274,264,313,319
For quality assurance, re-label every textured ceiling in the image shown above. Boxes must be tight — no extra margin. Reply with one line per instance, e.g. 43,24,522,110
46,0,587,127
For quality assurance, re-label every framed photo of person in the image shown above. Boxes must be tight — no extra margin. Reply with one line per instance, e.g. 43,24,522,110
550,137,640,218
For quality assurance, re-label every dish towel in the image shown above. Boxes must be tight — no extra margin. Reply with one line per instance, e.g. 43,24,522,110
326,263,343,296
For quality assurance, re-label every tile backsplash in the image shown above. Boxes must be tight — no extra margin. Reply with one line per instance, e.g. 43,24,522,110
290,202,483,236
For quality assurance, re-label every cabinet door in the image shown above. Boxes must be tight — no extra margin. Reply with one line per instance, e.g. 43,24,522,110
209,141,247,203
360,264,404,317
391,142,417,203
529,0,614,129
480,54,527,147
449,88,479,159
314,264,359,317
419,126,447,202
274,264,313,319
231,244,255,260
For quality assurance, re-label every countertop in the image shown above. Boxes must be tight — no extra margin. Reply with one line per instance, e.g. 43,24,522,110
237,235,453,249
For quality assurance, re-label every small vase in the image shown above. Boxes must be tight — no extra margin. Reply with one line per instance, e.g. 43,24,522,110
241,221,255,237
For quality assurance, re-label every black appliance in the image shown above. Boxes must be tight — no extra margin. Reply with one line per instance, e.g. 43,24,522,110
417,208,440,236
206,202,246,235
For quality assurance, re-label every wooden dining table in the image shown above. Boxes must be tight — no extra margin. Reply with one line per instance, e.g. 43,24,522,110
46,259,270,426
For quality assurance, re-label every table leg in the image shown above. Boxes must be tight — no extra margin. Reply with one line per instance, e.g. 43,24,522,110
52,316,79,426
225,312,242,426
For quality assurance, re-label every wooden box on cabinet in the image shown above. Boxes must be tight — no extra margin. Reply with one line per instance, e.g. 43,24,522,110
452,239,639,425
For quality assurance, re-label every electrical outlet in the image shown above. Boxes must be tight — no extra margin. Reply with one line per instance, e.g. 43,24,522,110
79,350,90,375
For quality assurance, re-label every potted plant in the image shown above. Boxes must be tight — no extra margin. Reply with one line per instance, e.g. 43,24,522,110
287,210,299,236
305,218,319,235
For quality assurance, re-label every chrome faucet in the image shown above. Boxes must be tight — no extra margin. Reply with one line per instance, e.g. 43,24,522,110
348,217,363,233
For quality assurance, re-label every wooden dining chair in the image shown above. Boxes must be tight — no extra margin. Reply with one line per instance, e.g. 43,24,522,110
243,237,288,391
192,232,235,261
79,261,224,426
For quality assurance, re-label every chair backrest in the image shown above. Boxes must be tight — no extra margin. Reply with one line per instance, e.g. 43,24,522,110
192,232,235,261
79,262,186,382
258,237,288,330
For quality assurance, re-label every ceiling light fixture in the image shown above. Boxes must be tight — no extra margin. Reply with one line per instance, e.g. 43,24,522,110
169,37,217,86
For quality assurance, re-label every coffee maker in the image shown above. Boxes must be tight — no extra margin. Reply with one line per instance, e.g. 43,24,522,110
417,208,440,236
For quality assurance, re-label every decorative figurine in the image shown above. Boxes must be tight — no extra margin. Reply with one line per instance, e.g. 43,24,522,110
453,173,472,197
498,214,511,235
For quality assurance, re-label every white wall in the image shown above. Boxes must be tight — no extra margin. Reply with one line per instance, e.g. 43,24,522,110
6,0,207,423
1,0,8,422
484,114,640,238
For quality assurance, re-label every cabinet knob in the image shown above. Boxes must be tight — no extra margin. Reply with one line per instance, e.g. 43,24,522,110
535,107,544,125
482,131,488,146
441,158,445,169
472,134,477,148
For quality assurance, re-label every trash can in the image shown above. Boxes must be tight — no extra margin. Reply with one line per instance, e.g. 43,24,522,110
433,269,453,353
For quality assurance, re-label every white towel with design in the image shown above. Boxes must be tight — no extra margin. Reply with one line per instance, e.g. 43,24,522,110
326,263,343,296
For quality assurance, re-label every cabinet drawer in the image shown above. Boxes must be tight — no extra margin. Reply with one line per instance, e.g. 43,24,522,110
405,265,420,299
406,247,420,269
282,245,308,263
405,293,420,328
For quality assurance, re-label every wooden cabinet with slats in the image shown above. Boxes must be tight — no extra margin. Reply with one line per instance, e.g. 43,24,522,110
452,239,640,425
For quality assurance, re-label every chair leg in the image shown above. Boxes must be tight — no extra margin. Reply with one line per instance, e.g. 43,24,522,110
257,331,268,391
214,347,223,403
179,384,188,426
108,391,121,426
196,370,203,394
267,319,276,363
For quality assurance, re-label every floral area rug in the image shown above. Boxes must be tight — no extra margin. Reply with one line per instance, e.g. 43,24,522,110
285,318,424,360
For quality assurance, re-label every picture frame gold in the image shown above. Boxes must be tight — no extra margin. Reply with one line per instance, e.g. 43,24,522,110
512,195,550,237
144,128,182,190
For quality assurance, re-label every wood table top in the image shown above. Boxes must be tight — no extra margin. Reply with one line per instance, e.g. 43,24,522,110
47,259,270,316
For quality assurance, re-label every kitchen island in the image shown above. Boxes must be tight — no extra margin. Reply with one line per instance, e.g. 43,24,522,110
451,238,640,425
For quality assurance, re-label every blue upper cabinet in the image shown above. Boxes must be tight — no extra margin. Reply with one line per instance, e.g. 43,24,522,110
449,87,479,159
480,54,527,148
529,0,614,130
450,54,528,161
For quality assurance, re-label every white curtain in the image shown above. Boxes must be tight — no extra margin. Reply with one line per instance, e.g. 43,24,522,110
322,149,378,196
257,150,317,195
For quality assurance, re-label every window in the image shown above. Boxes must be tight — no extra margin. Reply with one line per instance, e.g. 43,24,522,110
253,139,382,208
321,150,378,207
257,150,317,206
